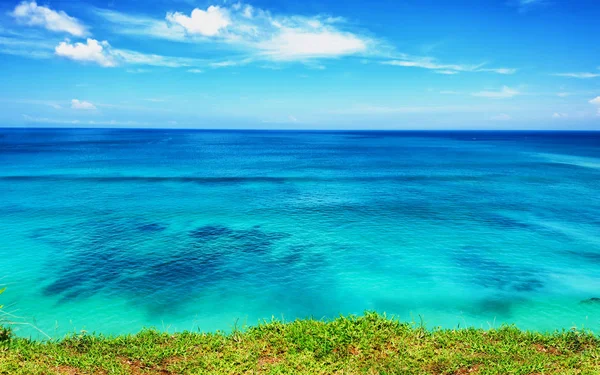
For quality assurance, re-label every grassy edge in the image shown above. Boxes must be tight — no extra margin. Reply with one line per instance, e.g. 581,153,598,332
1,312,599,374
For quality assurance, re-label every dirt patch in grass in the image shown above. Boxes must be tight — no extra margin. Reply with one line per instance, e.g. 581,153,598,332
454,364,481,375
120,357,174,375
533,344,561,355
55,365,83,375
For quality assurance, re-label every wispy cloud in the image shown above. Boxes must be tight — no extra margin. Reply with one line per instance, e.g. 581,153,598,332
71,99,96,110
0,34,56,59
552,72,600,79
472,86,520,98
53,38,207,68
10,1,88,37
22,114,147,126
591,97,600,116
513,0,547,12
382,56,515,75
94,3,373,62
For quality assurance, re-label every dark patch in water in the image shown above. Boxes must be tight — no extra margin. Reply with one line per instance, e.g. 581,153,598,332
580,297,600,305
480,213,532,230
138,223,167,232
565,250,600,262
189,225,233,240
34,219,304,316
455,246,544,294
475,297,514,316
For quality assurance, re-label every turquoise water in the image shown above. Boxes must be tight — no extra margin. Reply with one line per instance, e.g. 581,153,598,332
1,129,599,338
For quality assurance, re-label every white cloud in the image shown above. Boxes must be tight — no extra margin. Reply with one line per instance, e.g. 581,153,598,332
95,4,372,63
187,68,204,73
490,113,512,121
552,72,600,79
93,8,187,42
11,1,88,37
472,86,520,99
114,49,199,68
22,114,146,126
258,29,366,60
166,6,230,36
71,99,96,110
126,68,151,74
242,5,254,19
53,38,206,68
514,0,547,11
588,96,600,105
383,58,482,72
55,39,116,67
435,70,458,75
479,68,517,75
209,60,241,68
383,57,515,75
588,97,600,116
552,112,568,118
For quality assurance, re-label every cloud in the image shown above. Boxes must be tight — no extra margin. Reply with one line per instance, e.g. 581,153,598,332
557,92,571,97
93,8,187,42
55,39,116,67
187,69,204,73
258,29,366,60
71,99,96,110
472,86,520,99
589,97,600,116
11,1,88,37
552,112,568,118
209,60,242,68
95,4,372,62
478,68,517,74
552,72,600,79
22,114,146,126
166,6,230,36
382,57,515,75
513,0,547,11
114,49,202,68
53,38,206,68
490,113,512,121
126,68,151,74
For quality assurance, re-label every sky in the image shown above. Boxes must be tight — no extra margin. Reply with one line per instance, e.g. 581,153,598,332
0,0,599,129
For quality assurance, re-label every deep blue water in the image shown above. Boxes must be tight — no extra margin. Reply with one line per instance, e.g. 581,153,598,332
1,129,599,338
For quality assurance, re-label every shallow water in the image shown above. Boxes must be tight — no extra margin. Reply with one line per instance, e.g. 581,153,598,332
1,129,599,338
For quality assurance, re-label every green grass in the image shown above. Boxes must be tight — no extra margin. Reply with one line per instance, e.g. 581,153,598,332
0,313,599,374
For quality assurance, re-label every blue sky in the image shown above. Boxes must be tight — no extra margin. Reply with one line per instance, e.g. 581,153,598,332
0,0,599,129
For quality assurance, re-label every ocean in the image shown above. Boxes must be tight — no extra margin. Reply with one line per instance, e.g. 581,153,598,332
1,128,599,338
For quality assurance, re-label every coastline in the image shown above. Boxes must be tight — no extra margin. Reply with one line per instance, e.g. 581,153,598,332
2,313,599,374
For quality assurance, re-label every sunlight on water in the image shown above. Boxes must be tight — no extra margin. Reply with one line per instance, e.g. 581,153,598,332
1,129,599,338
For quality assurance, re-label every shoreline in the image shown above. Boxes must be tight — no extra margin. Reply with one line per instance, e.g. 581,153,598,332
2,313,599,374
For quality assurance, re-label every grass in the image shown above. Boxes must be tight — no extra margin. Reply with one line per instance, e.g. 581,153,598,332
0,312,599,374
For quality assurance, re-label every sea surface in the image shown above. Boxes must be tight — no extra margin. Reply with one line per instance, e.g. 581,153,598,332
1,129,599,338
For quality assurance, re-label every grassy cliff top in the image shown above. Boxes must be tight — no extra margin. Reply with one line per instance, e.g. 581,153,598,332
1,313,599,374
